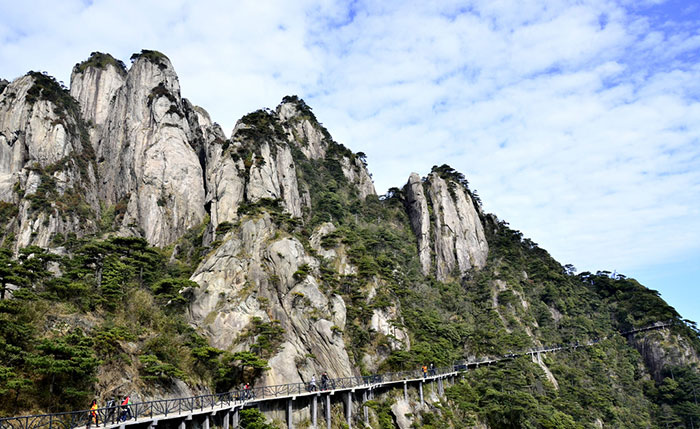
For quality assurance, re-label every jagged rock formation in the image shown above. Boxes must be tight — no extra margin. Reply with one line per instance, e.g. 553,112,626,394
0,72,99,249
404,171,488,280
86,51,207,246
189,215,355,385
2,50,699,429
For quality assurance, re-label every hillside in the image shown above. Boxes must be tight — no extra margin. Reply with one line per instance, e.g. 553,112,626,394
0,51,698,428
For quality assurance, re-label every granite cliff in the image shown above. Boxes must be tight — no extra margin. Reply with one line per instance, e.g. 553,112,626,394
0,51,698,428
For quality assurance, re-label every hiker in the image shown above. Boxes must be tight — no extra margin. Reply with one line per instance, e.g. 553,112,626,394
422,365,428,379
430,363,435,376
105,398,117,423
309,374,317,391
244,383,250,400
87,399,98,428
321,372,329,390
120,395,132,422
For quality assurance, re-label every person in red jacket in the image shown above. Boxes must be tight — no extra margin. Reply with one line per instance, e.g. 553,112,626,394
120,395,132,421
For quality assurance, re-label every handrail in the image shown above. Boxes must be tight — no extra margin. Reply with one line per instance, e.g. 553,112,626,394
0,320,677,429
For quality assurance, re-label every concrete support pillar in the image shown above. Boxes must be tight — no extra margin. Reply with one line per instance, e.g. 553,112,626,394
345,392,352,428
203,416,210,429
325,395,331,429
312,395,318,429
287,399,293,429
178,420,185,429
362,391,369,425
419,382,424,404
403,382,407,401
232,409,239,428
438,378,444,396
223,411,230,429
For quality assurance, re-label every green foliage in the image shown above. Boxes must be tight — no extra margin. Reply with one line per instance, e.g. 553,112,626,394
239,408,276,429
237,109,286,142
293,264,311,281
365,400,395,429
647,365,700,427
151,277,199,308
24,71,79,120
130,49,169,69
138,354,185,381
26,330,100,410
215,221,234,235
73,52,126,75
240,317,285,360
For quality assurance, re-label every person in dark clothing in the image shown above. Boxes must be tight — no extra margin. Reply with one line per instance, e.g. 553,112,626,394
105,398,117,423
321,372,329,390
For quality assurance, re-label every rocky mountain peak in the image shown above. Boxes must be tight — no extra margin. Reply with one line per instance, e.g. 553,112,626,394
404,165,488,280
70,52,127,129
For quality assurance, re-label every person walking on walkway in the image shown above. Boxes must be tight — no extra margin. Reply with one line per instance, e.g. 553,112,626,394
120,395,132,422
422,365,428,379
87,399,98,428
321,372,329,390
105,398,117,423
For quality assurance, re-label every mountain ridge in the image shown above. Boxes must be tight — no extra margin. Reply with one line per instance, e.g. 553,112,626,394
0,50,698,428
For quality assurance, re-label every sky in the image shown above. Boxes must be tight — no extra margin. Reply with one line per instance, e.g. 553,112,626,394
1,0,699,323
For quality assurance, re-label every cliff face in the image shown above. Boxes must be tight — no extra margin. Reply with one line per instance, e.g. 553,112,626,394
2,51,698,428
403,171,488,280
88,52,207,246
0,72,99,249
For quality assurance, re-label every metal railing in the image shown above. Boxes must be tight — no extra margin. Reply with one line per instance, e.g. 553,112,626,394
0,320,675,429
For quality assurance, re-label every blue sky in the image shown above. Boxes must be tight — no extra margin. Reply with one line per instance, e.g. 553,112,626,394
1,0,699,323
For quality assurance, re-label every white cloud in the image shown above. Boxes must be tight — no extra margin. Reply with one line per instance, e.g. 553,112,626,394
1,0,699,319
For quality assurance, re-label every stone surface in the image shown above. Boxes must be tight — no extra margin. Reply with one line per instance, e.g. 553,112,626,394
188,214,356,386
403,173,431,275
428,173,488,280
0,73,99,249
391,399,414,429
94,54,206,246
404,172,488,280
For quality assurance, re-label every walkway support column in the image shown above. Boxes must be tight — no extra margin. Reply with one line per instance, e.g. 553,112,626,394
325,395,331,429
287,399,293,429
203,415,210,429
346,392,352,428
232,408,239,428
403,382,407,401
223,411,230,429
312,395,318,429
362,391,369,425
419,382,424,404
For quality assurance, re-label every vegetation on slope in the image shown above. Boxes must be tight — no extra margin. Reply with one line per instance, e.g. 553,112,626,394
1,93,697,427
0,234,267,415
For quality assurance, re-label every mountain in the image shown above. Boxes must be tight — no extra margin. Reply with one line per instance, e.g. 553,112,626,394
0,50,698,428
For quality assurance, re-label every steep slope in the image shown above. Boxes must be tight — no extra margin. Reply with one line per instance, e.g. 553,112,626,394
0,71,99,250
0,51,698,428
